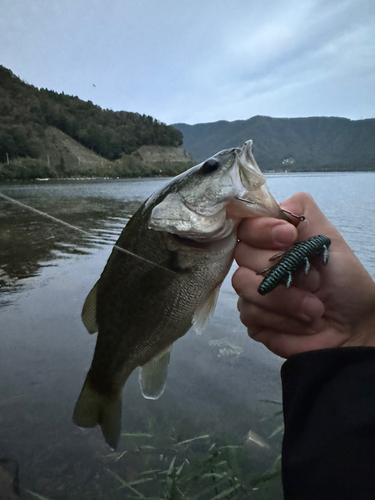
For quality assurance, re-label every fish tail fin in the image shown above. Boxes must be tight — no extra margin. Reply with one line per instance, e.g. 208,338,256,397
73,377,122,449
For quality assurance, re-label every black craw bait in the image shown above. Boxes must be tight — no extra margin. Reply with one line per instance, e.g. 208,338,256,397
257,235,331,295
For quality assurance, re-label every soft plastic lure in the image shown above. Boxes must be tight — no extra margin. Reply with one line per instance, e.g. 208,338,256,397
257,235,331,295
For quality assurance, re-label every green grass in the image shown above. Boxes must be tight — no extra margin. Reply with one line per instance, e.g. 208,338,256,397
26,491,57,500
107,426,283,500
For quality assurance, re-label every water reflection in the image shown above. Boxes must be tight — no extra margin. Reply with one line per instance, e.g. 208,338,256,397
0,191,140,300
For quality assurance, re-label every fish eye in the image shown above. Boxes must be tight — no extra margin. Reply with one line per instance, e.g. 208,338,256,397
201,159,220,175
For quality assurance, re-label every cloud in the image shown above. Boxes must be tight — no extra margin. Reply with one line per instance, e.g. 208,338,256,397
1,0,374,124
164,0,375,123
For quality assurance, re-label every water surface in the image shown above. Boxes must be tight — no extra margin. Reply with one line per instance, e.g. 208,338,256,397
0,174,374,499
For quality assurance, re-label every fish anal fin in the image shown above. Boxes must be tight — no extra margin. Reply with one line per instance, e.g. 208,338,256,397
192,286,220,335
81,282,99,334
73,377,122,449
139,345,172,400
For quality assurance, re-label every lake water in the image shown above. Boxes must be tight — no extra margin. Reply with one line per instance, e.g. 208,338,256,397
0,173,374,499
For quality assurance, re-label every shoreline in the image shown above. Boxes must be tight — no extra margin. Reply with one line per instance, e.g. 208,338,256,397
1,170,375,184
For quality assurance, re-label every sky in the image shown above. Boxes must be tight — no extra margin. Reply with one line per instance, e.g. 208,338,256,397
1,0,375,125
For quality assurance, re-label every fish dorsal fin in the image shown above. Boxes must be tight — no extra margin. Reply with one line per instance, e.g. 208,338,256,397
81,282,99,334
192,286,220,335
139,345,173,400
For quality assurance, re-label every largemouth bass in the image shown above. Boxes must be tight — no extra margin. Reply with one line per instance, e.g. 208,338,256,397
73,140,288,448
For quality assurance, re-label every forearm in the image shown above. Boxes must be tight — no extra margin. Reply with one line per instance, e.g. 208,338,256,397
281,347,375,500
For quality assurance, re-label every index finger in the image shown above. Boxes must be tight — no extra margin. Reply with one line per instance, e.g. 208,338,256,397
237,217,297,250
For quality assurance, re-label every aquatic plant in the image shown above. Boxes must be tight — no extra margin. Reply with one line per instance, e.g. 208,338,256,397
107,427,283,500
26,490,57,500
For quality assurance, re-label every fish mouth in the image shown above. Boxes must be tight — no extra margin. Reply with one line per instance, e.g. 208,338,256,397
230,142,290,221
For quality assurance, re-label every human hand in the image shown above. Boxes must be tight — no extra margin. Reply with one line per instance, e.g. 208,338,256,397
232,192,375,358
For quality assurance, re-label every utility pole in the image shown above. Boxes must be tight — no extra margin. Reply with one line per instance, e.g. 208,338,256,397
47,155,50,167
6,152,9,164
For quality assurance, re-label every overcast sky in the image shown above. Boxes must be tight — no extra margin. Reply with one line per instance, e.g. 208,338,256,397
1,0,375,125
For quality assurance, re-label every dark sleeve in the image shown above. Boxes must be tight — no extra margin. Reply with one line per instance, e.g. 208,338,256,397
281,347,375,500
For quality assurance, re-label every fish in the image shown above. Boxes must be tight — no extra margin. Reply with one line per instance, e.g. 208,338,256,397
73,139,289,448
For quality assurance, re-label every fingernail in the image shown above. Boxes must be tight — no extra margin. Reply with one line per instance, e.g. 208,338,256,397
302,296,323,320
272,224,295,246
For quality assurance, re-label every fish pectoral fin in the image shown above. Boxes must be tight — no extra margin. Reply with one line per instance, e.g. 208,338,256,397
73,376,122,450
139,345,172,400
81,281,99,334
192,286,220,335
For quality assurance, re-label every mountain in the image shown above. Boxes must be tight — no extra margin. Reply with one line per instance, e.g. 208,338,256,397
0,65,192,179
173,116,375,171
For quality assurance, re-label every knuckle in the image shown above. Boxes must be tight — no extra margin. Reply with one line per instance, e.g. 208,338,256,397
237,218,255,241
233,241,249,264
247,325,261,339
295,191,315,204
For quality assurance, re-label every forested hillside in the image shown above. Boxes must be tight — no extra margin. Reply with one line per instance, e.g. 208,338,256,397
0,65,183,171
174,116,375,171
2,63,374,176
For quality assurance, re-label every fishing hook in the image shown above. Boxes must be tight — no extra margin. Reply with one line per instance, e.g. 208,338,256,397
236,197,305,221
281,209,306,222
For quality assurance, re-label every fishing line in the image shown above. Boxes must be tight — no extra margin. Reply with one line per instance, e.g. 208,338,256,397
0,192,93,237
0,191,177,275
112,245,177,274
